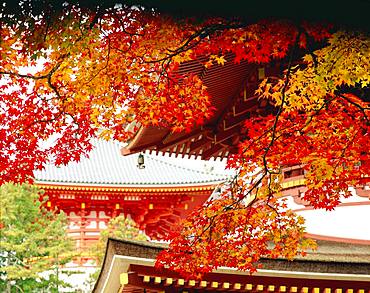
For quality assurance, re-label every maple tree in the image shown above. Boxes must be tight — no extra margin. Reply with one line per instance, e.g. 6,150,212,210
1,1,369,278
0,3,332,184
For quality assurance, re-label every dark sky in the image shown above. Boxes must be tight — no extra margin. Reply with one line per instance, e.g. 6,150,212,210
2,0,370,31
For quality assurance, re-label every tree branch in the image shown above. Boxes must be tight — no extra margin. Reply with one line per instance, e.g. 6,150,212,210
338,93,370,123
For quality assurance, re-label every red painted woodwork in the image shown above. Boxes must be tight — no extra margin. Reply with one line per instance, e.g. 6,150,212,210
123,264,370,292
121,58,282,160
38,184,215,249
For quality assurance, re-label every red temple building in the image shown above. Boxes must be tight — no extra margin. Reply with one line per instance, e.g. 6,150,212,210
120,58,279,160
34,140,230,250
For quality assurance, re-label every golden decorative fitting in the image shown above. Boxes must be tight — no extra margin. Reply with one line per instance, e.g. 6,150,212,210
120,273,128,285
143,276,150,283
177,279,184,286
279,286,286,292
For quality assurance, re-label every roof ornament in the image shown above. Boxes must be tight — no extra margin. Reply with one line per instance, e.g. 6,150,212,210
137,153,145,169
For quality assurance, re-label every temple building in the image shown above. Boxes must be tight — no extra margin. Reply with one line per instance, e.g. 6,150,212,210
86,148,369,292
93,239,370,293
34,139,230,250
120,60,280,160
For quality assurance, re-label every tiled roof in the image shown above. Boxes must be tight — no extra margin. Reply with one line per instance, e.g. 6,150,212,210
93,238,370,293
34,140,229,186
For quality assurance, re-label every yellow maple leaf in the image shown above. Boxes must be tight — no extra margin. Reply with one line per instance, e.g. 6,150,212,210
215,55,226,66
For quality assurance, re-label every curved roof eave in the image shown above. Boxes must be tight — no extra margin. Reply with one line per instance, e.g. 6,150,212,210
33,139,232,187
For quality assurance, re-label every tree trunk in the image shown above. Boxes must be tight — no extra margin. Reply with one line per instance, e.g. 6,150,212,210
6,281,11,293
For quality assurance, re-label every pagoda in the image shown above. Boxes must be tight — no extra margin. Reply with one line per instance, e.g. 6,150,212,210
34,140,229,250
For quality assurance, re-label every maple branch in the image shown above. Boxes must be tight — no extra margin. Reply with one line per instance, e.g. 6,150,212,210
231,31,306,212
226,170,266,210
0,71,51,80
186,208,216,247
144,21,245,64
275,96,336,142
0,53,64,81
20,112,70,136
83,37,112,87
43,14,51,42
218,30,304,234
89,7,104,30
185,172,249,246
338,93,370,123
300,27,318,68
156,58,177,90
333,127,362,173
188,170,266,248
261,29,302,173
47,65,63,101
173,21,245,52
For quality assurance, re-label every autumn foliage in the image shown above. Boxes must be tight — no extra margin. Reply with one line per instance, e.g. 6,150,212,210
1,5,331,183
1,3,369,278
157,31,369,276
156,195,316,278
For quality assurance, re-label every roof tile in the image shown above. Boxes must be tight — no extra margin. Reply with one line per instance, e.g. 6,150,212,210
34,140,229,186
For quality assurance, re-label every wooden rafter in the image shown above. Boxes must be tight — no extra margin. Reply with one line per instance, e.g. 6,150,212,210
202,144,225,160
157,129,209,152
118,264,370,292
